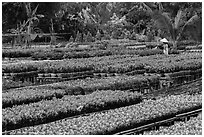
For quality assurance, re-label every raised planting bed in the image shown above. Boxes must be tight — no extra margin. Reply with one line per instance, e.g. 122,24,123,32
138,49,163,56
143,56,202,73
2,88,66,108
186,45,202,50
2,79,35,91
36,77,67,84
125,69,146,75
2,48,36,58
2,59,94,73
2,90,142,131
2,74,159,108
39,70,94,78
3,71,38,81
2,53,201,75
39,74,160,94
162,69,202,87
3,46,154,60
143,113,202,135
143,79,202,100
36,71,94,84
115,109,201,135
187,49,202,53
5,94,202,135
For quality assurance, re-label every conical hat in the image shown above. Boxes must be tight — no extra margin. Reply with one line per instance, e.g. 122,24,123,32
160,38,168,43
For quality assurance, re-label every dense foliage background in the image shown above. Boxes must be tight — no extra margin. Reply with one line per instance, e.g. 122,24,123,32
2,2,202,42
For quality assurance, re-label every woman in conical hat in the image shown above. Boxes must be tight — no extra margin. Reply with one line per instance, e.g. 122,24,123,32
160,38,169,55
160,38,168,43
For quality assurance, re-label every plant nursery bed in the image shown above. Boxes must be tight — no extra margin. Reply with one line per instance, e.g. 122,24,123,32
3,94,201,135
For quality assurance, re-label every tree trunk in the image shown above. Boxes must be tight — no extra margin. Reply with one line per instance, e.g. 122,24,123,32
26,21,31,48
172,40,178,50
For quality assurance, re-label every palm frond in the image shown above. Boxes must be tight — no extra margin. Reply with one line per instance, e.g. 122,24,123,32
174,10,182,29
142,2,153,15
184,14,199,27
177,14,200,40
158,2,164,11
152,11,173,34
25,3,31,17
32,4,39,17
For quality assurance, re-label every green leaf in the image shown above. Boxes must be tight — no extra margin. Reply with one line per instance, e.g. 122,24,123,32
32,4,39,17
174,10,182,29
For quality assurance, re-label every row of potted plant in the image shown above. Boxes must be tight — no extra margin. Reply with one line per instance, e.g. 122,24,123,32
2,90,142,131
143,113,202,135
2,53,202,74
6,94,201,135
2,74,159,108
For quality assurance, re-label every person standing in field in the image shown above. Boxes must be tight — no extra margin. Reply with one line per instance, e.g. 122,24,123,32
160,38,169,55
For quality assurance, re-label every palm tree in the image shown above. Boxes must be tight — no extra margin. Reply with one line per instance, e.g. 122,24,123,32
153,10,199,50
143,2,200,50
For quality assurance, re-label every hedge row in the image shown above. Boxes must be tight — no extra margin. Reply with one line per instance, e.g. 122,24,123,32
2,90,142,131
3,75,159,108
2,53,202,74
6,94,201,135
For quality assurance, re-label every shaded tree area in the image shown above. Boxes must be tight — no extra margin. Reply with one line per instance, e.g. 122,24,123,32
2,2,202,44
2,2,27,33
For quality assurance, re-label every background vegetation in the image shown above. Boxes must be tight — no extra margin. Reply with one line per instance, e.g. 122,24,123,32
2,2,202,47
